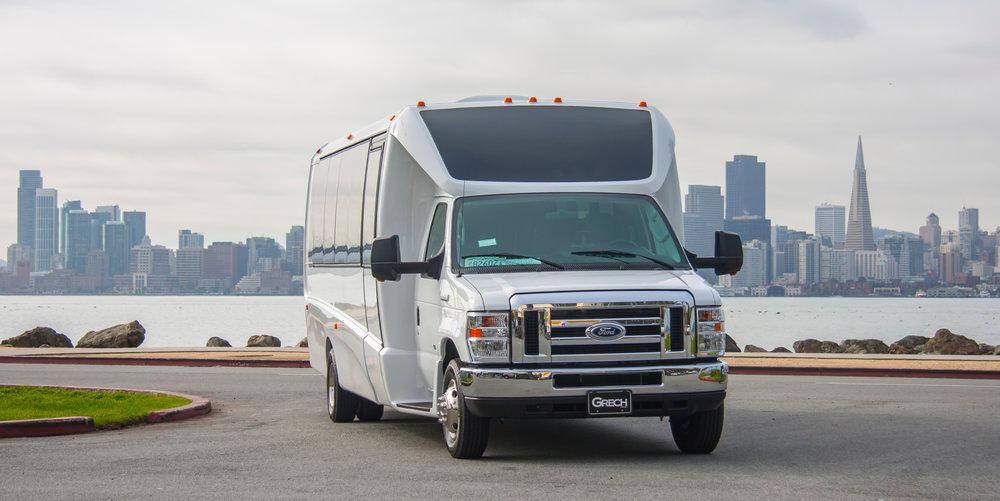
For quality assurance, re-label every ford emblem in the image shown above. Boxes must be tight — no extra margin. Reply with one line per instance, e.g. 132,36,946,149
585,322,627,341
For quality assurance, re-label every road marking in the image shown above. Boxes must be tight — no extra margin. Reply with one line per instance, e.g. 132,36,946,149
822,382,1000,388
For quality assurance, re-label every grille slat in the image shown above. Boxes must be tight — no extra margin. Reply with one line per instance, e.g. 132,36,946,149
669,307,684,352
524,310,540,356
550,307,661,320
552,342,661,355
553,371,663,388
551,324,662,339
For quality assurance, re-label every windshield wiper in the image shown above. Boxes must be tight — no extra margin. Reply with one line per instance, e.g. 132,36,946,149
571,249,677,269
461,253,565,270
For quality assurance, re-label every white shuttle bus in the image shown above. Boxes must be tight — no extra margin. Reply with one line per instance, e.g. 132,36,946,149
304,96,743,459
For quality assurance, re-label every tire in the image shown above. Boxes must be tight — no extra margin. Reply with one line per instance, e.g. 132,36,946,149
356,398,384,422
669,403,724,454
437,360,489,459
327,348,359,423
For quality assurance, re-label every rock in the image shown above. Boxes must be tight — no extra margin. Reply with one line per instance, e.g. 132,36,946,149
1,327,73,348
840,339,889,354
725,335,740,353
206,336,231,347
793,339,838,353
978,343,995,355
819,341,844,353
922,329,980,355
994,346,1000,356
297,337,309,348
888,335,930,355
76,321,145,348
247,335,281,348
744,344,767,353
771,347,791,353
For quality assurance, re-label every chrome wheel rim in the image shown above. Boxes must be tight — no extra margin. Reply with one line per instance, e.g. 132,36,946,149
327,361,336,416
441,378,460,447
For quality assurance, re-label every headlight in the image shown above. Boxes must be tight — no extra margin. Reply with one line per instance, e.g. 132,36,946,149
696,306,725,357
467,312,509,362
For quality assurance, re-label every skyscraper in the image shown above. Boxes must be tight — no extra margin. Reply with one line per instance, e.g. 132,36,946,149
89,210,113,251
17,170,43,248
285,225,305,276
958,207,979,259
102,221,130,277
845,136,875,251
33,188,58,272
246,236,283,274
178,229,205,249
814,203,846,247
65,209,92,273
123,211,146,249
683,185,724,257
94,205,120,222
725,155,765,219
60,200,82,255
919,213,942,248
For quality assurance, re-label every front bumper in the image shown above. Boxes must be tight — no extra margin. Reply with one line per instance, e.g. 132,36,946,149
458,360,727,418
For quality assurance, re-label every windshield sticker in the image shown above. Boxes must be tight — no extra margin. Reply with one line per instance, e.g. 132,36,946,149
477,238,497,247
463,256,540,267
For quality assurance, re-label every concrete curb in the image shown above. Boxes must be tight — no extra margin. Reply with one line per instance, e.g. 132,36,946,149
0,384,211,438
0,356,308,368
729,366,1000,379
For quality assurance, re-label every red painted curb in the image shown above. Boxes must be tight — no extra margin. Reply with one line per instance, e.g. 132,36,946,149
0,384,211,438
0,416,95,438
0,356,309,368
729,366,1000,379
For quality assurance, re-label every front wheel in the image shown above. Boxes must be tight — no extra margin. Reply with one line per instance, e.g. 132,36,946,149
437,360,489,459
669,403,724,454
327,349,359,423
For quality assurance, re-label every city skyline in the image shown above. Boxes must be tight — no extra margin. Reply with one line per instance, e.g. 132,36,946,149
1,2,999,247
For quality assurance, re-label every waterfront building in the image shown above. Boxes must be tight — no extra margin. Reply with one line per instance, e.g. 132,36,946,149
969,260,994,281
235,273,263,294
178,229,206,249
856,250,898,281
246,236,283,275
6,244,31,273
17,170,43,248
939,243,963,284
84,249,110,290
33,188,58,272
959,207,979,260
204,241,249,288
64,209,92,273
102,221,130,277
123,211,146,249
724,155,765,219
845,137,876,252
683,185,724,256
129,235,172,276
286,225,305,276
820,247,857,282
176,247,204,290
796,238,821,284
59,200,82,255
815,203,846,247
719,239,767,288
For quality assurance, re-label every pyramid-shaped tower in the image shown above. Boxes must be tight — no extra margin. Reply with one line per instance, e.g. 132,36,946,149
845,136,876,251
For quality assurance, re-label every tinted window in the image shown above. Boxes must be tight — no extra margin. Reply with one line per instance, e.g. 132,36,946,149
321,154,342,263
424,203,448,260
307,158,330,263
421,106,652,182
361,136,385,265
334,143,367,264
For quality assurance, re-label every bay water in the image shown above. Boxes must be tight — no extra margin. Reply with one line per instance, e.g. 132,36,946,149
1,296,998,349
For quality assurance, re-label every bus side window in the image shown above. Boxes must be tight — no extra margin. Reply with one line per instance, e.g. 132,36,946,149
424,203,448,260
361,135,385,265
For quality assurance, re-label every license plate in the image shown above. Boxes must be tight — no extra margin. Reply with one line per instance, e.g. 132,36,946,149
587,390,632,415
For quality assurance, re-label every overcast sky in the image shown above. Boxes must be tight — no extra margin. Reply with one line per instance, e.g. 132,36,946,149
2,0,998,249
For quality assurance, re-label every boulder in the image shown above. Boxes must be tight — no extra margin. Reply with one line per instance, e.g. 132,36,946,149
792,339,843,353
771,347,792,353
995,346,1000,356
888,335,930,355
725,335,740,353
247,335,281,348
206,336,231,347
820,341,844,353
922,329,980,355
744,344,767,353
297,337,309,348
1,327,73,348
76,321,145,348
978,343,995,355
840,338,889,354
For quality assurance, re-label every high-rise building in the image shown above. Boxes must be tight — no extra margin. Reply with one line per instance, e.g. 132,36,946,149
285,225,305,276
178,229,205,249
204,241,249,288
84,249,110,290
797,238,822,284
683,185,724,257
725,155,765,219
33,188,58,272
129,235,172,275
820,248,857,282
102,221,130,277
123,211,146,249
94,205,120,222
939,243,963,284
919,213,942,248
719,239,767,288
64,209,92,273
59,200,82,255
958,207,979,260
856,250,897,281
176,247,204,290
814,203,846,247
89,210,113,252
845,136,876,252
6,244,32,273
17,170,43,248
246,236,283,275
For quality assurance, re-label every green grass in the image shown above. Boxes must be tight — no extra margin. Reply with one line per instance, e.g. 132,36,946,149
0,386,191,427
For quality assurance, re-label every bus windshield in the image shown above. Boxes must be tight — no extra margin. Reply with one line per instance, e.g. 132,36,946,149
452,193,689,273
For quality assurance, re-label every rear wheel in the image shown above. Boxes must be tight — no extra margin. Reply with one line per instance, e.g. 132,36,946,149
670,403,724,454
437,360,489,459
356,398,384,422
327,349,358,423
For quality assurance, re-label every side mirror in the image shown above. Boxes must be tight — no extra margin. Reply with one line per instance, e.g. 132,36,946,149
371,235,445,282
688,231,744,276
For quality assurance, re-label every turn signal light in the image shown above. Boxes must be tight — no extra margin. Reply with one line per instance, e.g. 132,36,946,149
553,97,563,103
417,100,426,106
638,100,647,107
469,328,483,338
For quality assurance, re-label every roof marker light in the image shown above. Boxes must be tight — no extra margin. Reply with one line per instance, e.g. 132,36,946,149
417,100,426,106
315,148,322,154
389,114,396,121
346,134,353,140
504,97,513,103
638,100,647,107
528,96,537,103
553,97,563,103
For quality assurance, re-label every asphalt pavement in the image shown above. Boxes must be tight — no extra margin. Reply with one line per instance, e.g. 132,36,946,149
2,363,998,499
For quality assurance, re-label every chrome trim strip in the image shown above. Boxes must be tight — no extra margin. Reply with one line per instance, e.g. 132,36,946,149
551,334,663,345
549,317,662,328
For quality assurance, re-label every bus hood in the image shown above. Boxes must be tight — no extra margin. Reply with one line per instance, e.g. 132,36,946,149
459,270,721,310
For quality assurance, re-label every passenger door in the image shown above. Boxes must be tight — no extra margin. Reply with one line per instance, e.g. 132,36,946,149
414,202,448,392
